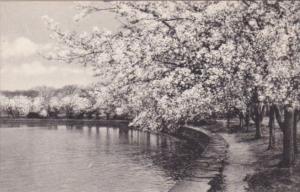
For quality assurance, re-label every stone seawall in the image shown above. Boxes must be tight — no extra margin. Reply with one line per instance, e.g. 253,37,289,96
169,124,228,192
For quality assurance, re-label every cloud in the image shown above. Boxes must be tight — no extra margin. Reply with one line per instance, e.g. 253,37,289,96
1,61,92,76
0,61,95,90
1,37,39,59
1,61,49,75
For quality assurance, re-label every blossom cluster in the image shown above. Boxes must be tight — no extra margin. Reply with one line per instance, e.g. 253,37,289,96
42,1,300,132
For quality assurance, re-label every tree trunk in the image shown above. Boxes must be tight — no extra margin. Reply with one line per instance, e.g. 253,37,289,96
239,112,244,131
268,105,275,150
254,103,264,139
106,113,110,120
227,111,231,129
281,107,295,167
274,105,284,132
95,111,100,119
245,109,250,132
254,105,262,139
255,119,262,139
293,109,298,153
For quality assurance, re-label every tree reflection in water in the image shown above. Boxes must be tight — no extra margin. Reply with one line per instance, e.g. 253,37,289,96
0,121,204,181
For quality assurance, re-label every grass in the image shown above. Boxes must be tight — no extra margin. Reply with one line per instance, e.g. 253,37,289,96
227,121,300,192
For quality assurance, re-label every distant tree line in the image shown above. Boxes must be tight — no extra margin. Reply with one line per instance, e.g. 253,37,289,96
0,85,131,120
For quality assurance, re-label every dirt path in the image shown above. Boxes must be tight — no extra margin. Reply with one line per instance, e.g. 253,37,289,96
221,133,255,192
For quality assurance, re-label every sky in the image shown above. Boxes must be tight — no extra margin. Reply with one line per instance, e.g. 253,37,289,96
0,1,120,91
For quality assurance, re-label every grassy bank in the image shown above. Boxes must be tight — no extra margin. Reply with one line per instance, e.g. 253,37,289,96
242,130,300,192
224,121,300,192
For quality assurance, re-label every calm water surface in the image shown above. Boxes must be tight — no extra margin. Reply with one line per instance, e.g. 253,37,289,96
0,122,203,192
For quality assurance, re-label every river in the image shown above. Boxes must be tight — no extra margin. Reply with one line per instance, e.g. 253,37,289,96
0,121,204,192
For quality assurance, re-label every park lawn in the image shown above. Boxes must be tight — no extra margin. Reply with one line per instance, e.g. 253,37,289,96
232,123,300,192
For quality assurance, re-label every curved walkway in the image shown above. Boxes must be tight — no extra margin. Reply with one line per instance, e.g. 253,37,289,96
221,133,255,192
169,123,257,192
169,125,228,192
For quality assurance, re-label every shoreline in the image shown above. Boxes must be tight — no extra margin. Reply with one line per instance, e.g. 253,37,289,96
170,124,228,192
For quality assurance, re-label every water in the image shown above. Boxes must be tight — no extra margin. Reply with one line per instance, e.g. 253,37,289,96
0,122,204,192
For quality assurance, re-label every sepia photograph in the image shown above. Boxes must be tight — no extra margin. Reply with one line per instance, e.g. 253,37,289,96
0,1,299,192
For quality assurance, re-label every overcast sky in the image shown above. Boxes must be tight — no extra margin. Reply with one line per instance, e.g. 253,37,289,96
0,1,119,91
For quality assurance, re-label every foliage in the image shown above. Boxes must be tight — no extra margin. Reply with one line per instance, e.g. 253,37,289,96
0,95,32,117
41,1,299,132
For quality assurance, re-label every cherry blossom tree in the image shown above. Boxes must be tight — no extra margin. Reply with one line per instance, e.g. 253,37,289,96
0,94,9,117
30,96,45,113
60,94,93,118
48,96,62,118
43,1,300,166
1,96,32,118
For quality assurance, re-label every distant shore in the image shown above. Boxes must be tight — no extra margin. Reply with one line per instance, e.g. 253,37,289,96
0,117,129,128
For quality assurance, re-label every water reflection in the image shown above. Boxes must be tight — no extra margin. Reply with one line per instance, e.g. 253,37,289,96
0,122,204,192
